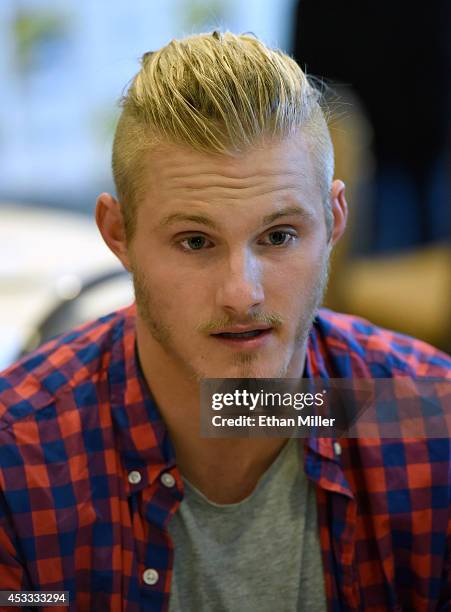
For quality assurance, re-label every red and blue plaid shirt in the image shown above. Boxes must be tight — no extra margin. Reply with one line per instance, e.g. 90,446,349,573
0,304,450,611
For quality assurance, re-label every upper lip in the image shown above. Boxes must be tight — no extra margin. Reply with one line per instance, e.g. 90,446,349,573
211,325,272,335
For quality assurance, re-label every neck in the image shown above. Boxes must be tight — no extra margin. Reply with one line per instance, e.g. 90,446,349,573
135,316,308,503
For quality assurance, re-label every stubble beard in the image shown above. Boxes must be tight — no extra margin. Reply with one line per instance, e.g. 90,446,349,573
132,255,330,381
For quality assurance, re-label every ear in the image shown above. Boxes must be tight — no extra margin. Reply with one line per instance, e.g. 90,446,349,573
328,180,348,248
95,192,132,272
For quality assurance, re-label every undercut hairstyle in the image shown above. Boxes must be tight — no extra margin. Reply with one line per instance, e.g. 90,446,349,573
112,31,334,241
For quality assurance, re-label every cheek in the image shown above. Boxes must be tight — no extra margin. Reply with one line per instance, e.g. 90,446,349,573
137,249,181,294
264,252,324,296
145,262,207,319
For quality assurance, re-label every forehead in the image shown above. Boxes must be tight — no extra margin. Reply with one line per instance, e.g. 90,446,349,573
138,134,322,225
147,134,316,187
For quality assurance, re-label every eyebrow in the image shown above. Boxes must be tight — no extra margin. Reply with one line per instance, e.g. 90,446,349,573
159,205,315,230
159,213,220,230
261,206,315,226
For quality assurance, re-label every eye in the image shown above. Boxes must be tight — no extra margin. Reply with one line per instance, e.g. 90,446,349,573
260,230,297,247
179,235,213,251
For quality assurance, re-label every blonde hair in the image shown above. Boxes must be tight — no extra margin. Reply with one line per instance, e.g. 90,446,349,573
112,31,334,240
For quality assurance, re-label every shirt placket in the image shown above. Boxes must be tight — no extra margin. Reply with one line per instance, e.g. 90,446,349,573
305,440,360,611
126,462,183,611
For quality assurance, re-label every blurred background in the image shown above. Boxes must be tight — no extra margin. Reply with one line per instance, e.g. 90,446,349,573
0,0,450,369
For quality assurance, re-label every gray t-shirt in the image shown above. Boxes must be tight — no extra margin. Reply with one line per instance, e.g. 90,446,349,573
168,439,327,611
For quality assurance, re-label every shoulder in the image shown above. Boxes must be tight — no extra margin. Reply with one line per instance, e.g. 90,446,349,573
0,306,131,429
313,308,451,378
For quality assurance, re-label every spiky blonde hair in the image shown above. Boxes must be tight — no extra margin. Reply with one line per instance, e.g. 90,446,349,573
112,31,334,240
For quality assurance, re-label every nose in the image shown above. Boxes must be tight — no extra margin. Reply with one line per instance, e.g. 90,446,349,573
216,249,264,317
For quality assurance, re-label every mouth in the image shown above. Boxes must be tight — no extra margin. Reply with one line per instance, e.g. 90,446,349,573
210,327,273,348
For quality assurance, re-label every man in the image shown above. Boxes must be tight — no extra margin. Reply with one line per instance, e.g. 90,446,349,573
0,31,449,611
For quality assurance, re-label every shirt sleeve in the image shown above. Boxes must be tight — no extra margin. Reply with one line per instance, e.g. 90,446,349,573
437,528,451,610
0,496,28,589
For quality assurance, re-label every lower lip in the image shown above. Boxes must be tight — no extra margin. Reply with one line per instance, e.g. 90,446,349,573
210,329,273,349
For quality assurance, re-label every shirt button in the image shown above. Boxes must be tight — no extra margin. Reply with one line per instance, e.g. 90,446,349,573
143,568,159,585
333,442,342,456
161,472,176,488
128,470,142,485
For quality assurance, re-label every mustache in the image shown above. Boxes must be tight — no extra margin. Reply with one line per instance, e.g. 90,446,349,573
197,312,284,334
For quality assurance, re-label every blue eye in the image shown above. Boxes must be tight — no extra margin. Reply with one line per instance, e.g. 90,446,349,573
269,231,288,245
180,235,212,251
263,231,296,246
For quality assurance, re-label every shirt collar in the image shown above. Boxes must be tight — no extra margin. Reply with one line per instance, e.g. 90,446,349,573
303,318,354,499
108,304,176,494
304,317,335,459
109,305,353,498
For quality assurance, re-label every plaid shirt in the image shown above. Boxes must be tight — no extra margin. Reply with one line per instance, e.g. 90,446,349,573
0,304,450,611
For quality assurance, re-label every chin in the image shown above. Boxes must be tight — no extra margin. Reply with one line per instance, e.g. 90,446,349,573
195,356,290,381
